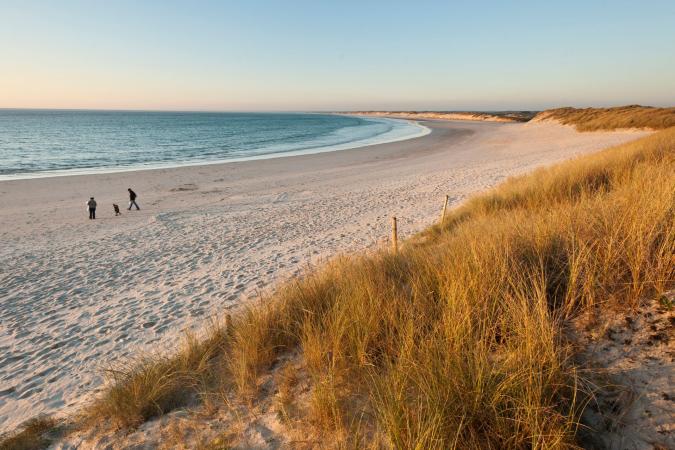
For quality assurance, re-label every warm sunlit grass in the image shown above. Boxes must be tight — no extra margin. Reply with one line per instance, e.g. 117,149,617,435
0,417,58,450
225,127,674,447
84,325,228,429
8,127,672,448
535,105,675,131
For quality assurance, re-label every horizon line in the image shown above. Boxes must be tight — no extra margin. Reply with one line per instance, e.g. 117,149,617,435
0,104,668,114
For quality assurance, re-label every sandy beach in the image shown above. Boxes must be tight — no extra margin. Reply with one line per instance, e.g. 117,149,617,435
0,119,651,432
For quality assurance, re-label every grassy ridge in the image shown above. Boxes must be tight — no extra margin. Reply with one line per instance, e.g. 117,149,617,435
534,105,675,131
226,128,673,447
3,127,673,448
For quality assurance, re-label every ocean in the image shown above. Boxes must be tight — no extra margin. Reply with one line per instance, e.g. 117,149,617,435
0,110,429,180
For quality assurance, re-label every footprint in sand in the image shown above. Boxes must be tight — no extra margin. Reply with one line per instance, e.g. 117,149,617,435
170,183,198,192
273,192,289,203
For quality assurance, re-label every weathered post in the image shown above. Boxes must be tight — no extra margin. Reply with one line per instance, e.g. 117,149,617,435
391,216,398,253
441,195,449,223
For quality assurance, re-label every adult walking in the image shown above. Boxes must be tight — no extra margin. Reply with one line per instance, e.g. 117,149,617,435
87,197,97,219
128,188,140,210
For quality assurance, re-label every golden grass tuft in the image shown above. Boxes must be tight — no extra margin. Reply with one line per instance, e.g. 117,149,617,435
85,325,229,429
35,126,673,447
534,105,675,131
0,416,58,450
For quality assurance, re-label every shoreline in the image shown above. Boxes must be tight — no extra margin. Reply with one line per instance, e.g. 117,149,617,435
0,115,430,182
0,120,651,432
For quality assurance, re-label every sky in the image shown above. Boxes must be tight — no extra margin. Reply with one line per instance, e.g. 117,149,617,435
1,0,674,111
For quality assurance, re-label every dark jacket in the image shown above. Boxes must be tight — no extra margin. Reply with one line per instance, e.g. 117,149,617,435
129,190,137,201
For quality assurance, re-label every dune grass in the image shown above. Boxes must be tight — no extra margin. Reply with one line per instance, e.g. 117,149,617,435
15,127,672,448
535,105,675,131
225,127,674,447
84,325,229,429
0,417,58,450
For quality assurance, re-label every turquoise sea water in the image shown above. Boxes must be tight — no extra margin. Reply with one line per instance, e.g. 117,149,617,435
0,110,429,180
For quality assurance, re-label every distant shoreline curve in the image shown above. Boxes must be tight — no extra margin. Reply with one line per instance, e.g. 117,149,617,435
0,116,430,182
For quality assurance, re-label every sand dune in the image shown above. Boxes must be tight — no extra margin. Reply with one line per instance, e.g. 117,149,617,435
348,111,526,122
0,120,651,432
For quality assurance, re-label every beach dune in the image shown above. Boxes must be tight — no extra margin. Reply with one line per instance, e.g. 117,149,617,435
0,119,650,432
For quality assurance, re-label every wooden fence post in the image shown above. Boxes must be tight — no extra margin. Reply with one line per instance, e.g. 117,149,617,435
391,216,398,253
441,195,449,223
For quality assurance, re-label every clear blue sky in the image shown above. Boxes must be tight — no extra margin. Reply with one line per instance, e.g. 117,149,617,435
2,0,674,111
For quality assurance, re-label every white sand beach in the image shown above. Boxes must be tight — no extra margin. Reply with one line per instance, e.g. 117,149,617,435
0,119,651,432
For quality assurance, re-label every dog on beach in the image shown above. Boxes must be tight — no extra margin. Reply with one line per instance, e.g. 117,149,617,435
113,204,121,216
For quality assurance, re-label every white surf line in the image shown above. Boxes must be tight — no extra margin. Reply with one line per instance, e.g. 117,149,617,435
0,118,430,182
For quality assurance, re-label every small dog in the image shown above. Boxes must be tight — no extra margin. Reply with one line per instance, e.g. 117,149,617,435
113,204,121,216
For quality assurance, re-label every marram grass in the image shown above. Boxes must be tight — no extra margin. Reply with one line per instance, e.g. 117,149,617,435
226,127,674,448
535,105,675,131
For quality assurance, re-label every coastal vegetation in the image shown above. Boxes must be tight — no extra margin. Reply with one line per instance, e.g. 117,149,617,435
533,105,675,131
354,105,675,130
0,417,57,450
216,126,672,447
2,115,673,449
